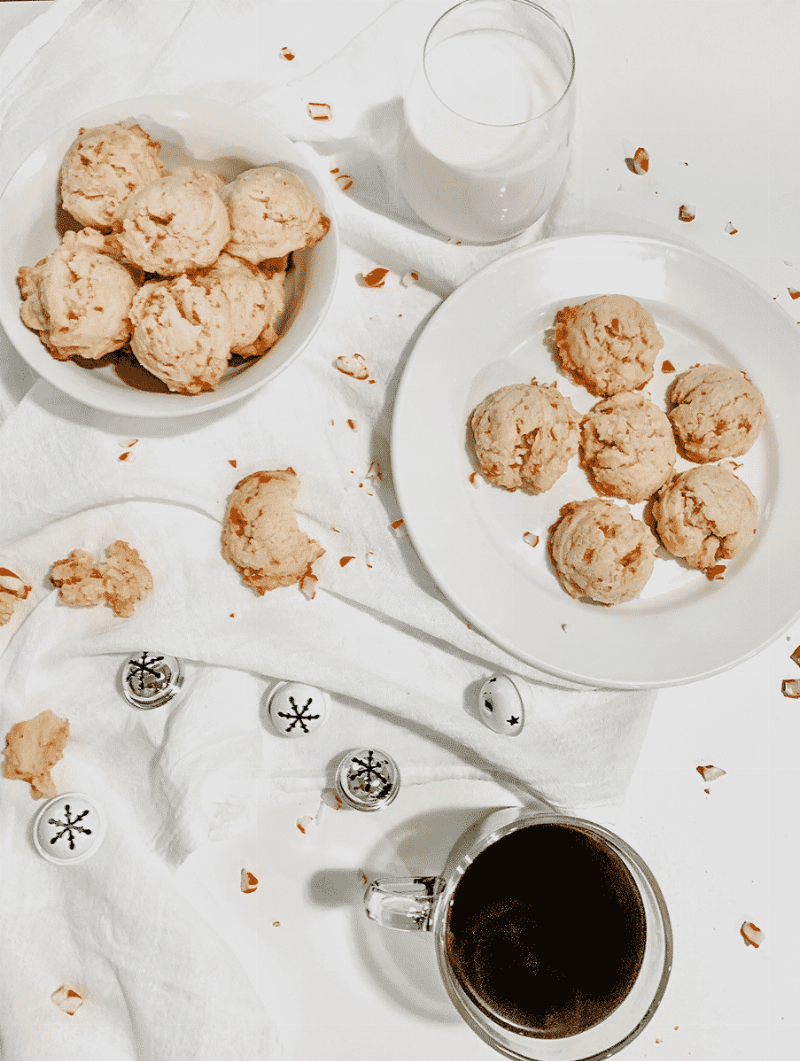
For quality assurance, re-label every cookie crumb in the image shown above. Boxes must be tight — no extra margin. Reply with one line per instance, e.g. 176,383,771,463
740,921,765,948
661,359,676,373
469,471,483,489
51,986,83,1015
118,450,134,462
361,267,389,288
279,46,295,61
307,102,331,122
631,147,650,174
347,418,357,431
790,645,800,669
334,352,370,380
725,221,738,235
697,764,726,782
229,459,237,468
273,920,281,927
678,203,696,222
781,678,800,698
335,174,353,191
240,869,258,893
296,815,314,834
391,519,406,537
300,574,318,600
339,556,355,567
401,270,419,287
523,532,539,548
789,288,800,300
705,564,726,581
365,551,374,568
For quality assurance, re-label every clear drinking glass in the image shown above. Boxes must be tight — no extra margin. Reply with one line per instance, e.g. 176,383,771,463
365,802,672,1061
398,0,576,243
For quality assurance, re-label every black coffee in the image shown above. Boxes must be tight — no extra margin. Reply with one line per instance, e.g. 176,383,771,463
446,823,647,1038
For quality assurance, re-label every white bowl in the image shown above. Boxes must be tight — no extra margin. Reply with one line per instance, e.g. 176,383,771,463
0,95,339,418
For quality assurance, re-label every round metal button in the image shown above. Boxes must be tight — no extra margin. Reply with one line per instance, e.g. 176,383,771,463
335,748,401,811
267,681,330,737
33,792,106,865
478,673,529,736
121,651,183,709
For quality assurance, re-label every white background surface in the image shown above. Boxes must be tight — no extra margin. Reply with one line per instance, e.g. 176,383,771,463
1,3,799,1060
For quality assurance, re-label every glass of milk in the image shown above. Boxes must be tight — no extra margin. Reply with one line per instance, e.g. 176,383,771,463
399,0,575,243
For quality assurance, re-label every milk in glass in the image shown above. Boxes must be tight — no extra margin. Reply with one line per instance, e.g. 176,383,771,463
399,9,574,243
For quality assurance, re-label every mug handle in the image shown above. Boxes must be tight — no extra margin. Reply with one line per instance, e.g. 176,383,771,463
364,876,445,931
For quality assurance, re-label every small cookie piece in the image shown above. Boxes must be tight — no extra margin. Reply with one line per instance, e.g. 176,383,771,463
129,275,233,394
0,566,31,626
3,710,70,800
197,252,286,358
554,295,664,396
471,381,580,493
59,122,165,230
17,229,139,361
667,364,765,462
116,169,230,276
50,540,153,617
222,469,325,594
548,499,657,605
220,166,330,263
652,466,758,570
580,392,676,503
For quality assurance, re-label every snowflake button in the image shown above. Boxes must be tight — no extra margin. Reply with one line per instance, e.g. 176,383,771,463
33,792,106,865
267,681,330,737
335,748,401,811
121,651,184,710
478,674,530,737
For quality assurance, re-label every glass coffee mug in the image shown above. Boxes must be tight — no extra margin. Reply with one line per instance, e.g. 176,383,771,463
365,802,672,1060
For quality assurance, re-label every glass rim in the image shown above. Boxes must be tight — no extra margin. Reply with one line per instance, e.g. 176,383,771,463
421,0,576,130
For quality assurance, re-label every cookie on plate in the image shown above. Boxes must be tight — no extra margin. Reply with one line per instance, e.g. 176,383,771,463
471,380,580,493
554,294,664,396
222,469,325,594
652,465,758,570
548,498,657,605
667,364,765,463
580,391,676,503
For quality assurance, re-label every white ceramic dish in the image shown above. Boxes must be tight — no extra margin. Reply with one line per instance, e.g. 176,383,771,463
391,233,800,688
0,95,339,418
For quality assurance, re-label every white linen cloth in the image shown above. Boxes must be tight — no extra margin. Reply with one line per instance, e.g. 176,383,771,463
0,3,656,1059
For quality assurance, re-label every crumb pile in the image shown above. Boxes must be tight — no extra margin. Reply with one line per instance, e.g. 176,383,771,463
49,539,153,617
3,710,70,800
17,120,330,394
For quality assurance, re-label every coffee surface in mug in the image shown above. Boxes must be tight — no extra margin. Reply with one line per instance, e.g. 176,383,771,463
445,822,647,1038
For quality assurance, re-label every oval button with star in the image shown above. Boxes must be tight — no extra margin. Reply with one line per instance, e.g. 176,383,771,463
32,792,106,864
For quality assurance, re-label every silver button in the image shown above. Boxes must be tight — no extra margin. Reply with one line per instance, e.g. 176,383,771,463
478,673,528,736
335,748,401,811
33,792,106,865
267,681,329,737
121,651,183,709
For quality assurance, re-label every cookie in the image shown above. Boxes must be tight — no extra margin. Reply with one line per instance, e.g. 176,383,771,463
222,469,325,594
0,566,32,626
554,295,664,396
17,229,138,361
59,122,165,230
652,465,758,570
129,274,233,394
49,540,153,617
197,252,286,358
548,498,657,605
667,364,765,462
471,381,580,493
580,391,676,503
116,169,230,276
220,166,330,263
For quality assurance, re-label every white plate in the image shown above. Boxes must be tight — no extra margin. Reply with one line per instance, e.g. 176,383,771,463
391,233,800,688
0,95,339,418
